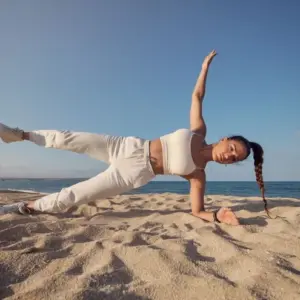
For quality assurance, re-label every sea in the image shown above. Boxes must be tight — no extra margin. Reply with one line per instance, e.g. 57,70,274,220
0,179,299,199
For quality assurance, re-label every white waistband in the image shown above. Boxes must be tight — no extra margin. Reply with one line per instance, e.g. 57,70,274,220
159,137,170,174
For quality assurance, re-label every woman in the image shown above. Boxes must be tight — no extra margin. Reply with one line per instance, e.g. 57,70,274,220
0,50,269,225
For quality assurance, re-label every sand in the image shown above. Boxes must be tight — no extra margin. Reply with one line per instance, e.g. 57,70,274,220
0,191,300,300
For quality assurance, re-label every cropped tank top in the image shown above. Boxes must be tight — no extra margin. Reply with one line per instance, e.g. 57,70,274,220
160,128,201,175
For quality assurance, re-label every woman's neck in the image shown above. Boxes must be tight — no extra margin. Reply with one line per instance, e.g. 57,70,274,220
199,143,215,164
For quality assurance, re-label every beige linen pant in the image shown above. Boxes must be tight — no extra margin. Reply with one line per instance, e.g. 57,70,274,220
29,130,155,212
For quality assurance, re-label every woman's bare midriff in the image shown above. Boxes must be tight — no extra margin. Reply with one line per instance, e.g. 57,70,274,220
149,138,164,175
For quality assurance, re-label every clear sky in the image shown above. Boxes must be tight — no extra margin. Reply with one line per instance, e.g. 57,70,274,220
0,0,299,181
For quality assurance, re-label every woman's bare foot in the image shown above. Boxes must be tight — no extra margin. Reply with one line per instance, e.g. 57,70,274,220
217,207,240,226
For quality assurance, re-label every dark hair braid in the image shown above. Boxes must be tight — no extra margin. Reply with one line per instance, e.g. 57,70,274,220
229,135,276,218
249,142,273,218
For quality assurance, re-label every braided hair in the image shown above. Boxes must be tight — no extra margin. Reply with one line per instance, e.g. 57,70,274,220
228,136,272,218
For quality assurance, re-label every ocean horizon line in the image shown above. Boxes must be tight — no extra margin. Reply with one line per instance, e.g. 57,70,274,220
0,178,299,183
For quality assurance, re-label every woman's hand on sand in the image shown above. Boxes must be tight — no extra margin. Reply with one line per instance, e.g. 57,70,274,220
202,50,217,68
217,207,240,226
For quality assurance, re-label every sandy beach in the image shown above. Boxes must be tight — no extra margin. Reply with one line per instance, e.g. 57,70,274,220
0,191,300,300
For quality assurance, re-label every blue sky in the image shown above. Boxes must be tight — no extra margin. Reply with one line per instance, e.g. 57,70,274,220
0,0,299,181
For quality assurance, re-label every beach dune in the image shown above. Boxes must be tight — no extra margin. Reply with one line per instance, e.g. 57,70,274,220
1,191,300,300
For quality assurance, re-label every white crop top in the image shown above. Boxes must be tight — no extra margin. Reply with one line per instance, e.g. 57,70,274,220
160,128,199,175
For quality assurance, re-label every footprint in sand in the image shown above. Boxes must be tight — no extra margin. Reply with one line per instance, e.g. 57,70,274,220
173,205,181,210
124,232,151,247
129,196,142,201
176,198,186,203
108,223,130,232
65,264,84,275
184,223,193,231
170,223,178,229
86,253,133,288
184,239,215,263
